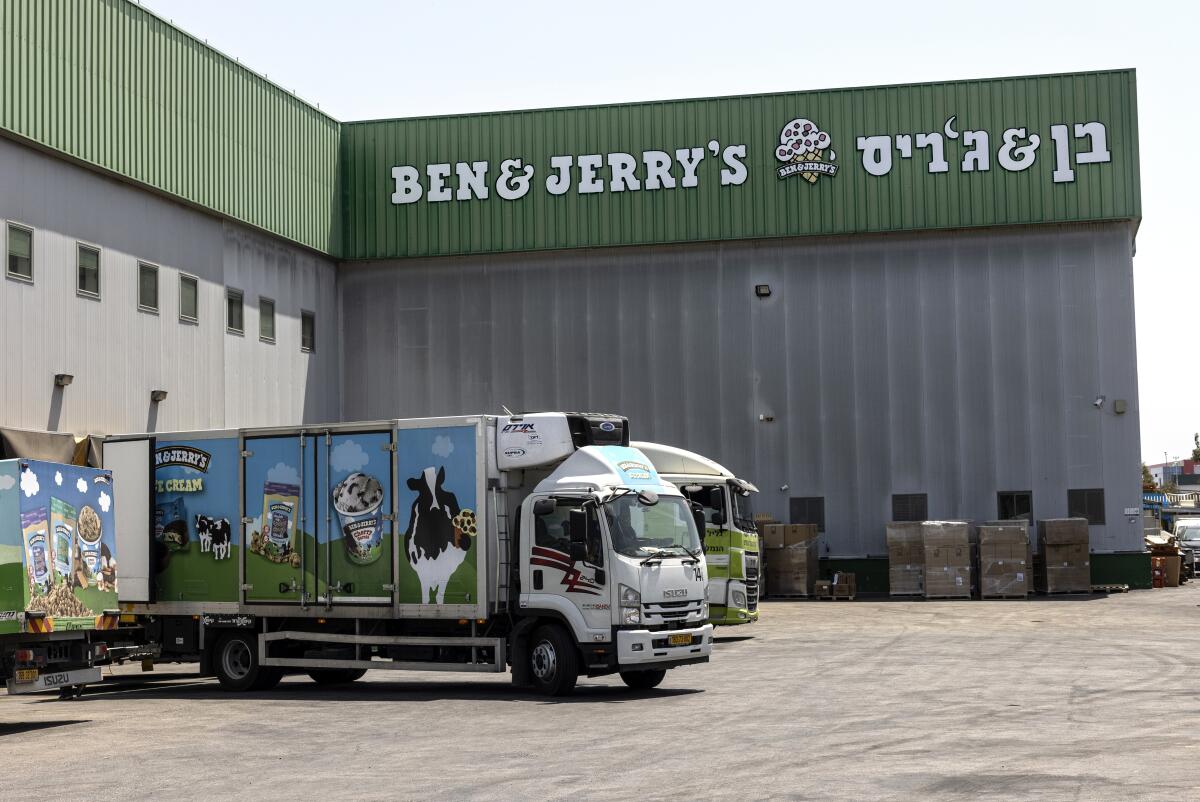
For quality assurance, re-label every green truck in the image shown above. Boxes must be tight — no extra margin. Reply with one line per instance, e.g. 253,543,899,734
633,443,759,625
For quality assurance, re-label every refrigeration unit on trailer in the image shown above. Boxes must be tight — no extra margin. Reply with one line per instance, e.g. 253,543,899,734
632,442,760,625
105,413,713,695
1,459,152,696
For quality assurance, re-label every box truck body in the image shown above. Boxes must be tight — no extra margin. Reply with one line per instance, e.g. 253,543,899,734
106,414,713,695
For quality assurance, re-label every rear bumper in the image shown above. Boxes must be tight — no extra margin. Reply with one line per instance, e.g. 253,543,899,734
616,624,713,667
6,666,102,695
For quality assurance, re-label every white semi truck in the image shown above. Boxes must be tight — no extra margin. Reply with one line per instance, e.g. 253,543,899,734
105,413,712,695
633,442,760,625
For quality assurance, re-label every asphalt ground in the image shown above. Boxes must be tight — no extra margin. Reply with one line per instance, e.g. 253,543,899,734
3,587,1199,801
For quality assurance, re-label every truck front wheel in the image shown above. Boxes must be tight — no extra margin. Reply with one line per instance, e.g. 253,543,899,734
529,625,578,696
213,632,281,692
620,669,666,690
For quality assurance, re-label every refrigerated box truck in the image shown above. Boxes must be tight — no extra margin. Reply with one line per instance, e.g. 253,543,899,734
1,459,147,695
105,413,713,695
632,442,760,625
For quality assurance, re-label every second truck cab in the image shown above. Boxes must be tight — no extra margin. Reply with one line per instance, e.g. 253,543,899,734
632,442,759,625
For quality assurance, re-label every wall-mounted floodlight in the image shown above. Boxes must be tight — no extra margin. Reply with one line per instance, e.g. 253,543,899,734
754,284,772,298
54,373,74,387
150,389,168,403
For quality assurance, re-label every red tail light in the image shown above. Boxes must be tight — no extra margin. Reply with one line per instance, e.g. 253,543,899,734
14,649,34,663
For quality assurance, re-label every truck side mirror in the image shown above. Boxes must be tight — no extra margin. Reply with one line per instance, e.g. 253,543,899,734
692,504,707,543
710,511,726,527
532,497,557,516
568,509,587,563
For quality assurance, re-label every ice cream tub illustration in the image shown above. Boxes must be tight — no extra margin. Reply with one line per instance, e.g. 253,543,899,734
332,472,384,565
21,507,52,594
50,497,77,583
259,482,300,559
76,504,103,575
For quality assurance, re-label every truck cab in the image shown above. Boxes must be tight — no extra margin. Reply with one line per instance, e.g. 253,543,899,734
631,442,759,625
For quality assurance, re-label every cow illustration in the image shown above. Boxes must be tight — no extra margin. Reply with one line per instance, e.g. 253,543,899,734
403,466,471,605
196,515,232,560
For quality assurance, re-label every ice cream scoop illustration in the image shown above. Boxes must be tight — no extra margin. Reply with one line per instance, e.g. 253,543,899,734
776,118,836,183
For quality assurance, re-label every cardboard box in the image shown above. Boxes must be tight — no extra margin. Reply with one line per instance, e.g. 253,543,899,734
978,522,1030,598
1035,518,1091,593
762,523,818,549
922,521,973,599
886,521,925,596
814,579,832,598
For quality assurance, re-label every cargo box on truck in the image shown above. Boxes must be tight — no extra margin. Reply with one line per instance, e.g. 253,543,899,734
106,413,714,695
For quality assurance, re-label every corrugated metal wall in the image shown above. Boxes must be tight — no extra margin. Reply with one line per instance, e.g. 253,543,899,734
339,222,1142,555
0,136,340,434
340,70,1140,259
0,0,341,254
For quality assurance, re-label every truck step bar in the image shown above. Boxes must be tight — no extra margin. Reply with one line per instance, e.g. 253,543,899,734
258,631,507,673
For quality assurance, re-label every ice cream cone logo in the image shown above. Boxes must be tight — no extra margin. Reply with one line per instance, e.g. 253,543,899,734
776,118,838,183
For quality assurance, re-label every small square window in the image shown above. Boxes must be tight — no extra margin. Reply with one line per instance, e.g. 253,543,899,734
138,263,158,312
997,491,1032,521
6,223,32,281
259,297,276,342
892,493,928,522
179,275,199,323
789,496,825,532
301,310,315,352
1067,488,1106,525
77,244,100,298
226,289,244,334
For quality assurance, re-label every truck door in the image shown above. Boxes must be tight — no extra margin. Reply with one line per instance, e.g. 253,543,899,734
315,429,395,604
242,434,318,604
526,497,611,632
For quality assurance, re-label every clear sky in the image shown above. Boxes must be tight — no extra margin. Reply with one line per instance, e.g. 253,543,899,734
143,0,1196,465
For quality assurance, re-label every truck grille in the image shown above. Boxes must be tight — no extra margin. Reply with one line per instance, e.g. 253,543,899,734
745,554,759,612
642,600,705,631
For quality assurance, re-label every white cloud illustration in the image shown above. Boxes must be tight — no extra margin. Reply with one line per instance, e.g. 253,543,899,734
98,490,111,514
0,473,14,491
266,462,301,487
432,435,454,459
21,469,40,498
331,440,370,473
76,477,88,494
54,471,63,486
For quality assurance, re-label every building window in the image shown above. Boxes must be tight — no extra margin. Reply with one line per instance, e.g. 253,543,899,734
789,496,825,532
997,491,1032,521
138,262,158,312
259,297,276,342
6,223,32,281
1067,488,1106,525
179,274,199,323
892,493,928,522
301,310,315,352
77,243,100,298
226,289,244,334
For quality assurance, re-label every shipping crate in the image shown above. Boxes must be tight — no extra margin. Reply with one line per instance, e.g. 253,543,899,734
1035,518,1091,594
765,524,819,597
922,521,973,599
886,521,925,596
830,571,856,600
813,579,832,599
978,522,1031,598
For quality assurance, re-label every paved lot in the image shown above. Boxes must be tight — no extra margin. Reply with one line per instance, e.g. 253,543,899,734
3,588,1200,801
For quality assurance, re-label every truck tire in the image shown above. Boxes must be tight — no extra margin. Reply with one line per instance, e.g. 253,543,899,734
307,669,367,685
213,632,281,692
529,624,579,696
620,669,666,690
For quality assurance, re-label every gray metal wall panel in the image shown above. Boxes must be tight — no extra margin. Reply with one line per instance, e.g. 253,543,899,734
339,222,1142,554
0,136,339,435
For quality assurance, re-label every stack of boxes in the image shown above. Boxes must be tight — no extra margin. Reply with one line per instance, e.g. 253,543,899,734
978,522,1031,598
1035,518,1091,594
922,521,973,599
886,522,925,596
763,524,820,597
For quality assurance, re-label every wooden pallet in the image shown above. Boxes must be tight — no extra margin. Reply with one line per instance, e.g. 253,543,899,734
1039,589,1092,595
889,592,925,598
981,594,1029,600
818,595,856,601
925,595,972,600
1090,584,1130,594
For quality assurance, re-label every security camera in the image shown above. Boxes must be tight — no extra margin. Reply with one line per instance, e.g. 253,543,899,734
1093,395,1106,408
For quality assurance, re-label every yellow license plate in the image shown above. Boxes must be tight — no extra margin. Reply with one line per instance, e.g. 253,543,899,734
668,633,692,647
15,668,38,684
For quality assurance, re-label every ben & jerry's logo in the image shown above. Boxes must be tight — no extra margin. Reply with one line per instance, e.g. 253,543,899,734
776,118,838,183
155,446,212,472
618,461,652,481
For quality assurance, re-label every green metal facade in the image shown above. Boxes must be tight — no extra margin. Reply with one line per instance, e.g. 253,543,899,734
0,0,341,254
0,1,1140,260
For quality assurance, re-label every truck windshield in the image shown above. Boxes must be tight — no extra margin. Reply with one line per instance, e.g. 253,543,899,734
731,490,756,533
603,495,702,558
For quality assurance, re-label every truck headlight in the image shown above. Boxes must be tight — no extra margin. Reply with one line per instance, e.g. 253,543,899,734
731,590,747,608
623,608,641,625
619,584,641,606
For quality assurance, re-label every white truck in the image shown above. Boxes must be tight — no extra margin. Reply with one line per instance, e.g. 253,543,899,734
105,413,712,695
633,442,760,625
